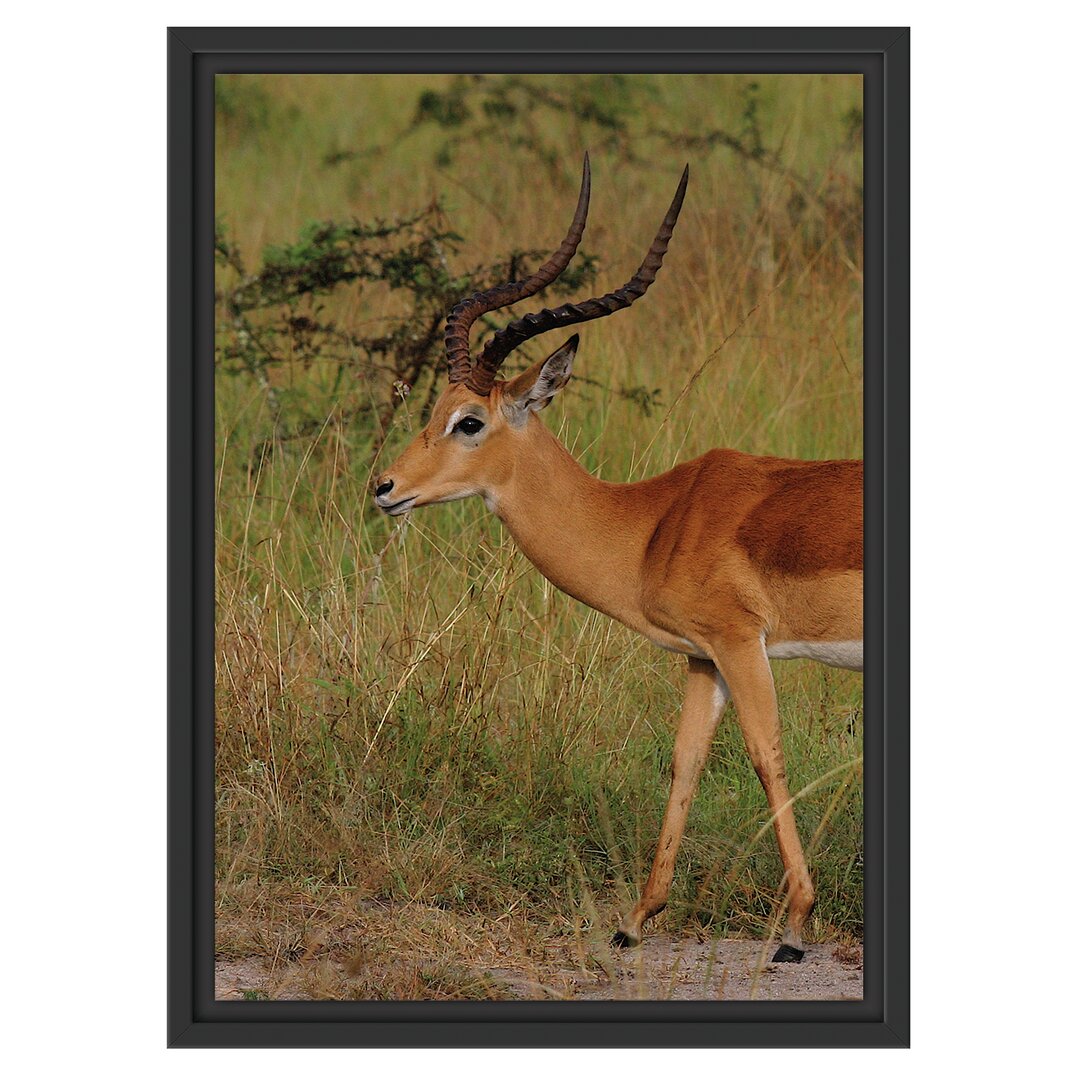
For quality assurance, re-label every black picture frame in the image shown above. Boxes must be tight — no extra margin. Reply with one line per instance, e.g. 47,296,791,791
169,26,909,1048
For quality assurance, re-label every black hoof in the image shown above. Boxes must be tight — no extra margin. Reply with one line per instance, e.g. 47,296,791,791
612,930,640,949
772,943,805,963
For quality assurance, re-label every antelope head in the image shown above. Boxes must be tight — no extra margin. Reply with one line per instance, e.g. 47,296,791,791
373,154,689,517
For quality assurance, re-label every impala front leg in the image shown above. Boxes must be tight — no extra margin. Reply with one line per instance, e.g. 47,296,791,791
615,656,728,947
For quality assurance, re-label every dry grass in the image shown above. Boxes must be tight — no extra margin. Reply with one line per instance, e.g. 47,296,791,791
214,72,864,1000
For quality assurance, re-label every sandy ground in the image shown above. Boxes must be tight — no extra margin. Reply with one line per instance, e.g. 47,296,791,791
216,935,862,1002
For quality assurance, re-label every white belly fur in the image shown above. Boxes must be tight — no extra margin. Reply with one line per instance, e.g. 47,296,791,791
766,640,863,671
646,631,863,673
647,634,709,660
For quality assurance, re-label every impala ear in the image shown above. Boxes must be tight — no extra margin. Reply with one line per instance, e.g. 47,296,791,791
502,335,578,422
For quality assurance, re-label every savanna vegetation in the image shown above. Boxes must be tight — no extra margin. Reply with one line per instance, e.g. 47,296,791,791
214,73,864,1000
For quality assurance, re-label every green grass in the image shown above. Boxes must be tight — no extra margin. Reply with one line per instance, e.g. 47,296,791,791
214,72,864,998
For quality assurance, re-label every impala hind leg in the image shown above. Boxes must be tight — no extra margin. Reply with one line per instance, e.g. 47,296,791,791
715,636,814,963
614,657,728,947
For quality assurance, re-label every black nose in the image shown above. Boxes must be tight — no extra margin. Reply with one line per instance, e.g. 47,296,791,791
375,479,394,498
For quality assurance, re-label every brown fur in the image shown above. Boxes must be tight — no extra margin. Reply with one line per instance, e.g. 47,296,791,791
735,459,863,576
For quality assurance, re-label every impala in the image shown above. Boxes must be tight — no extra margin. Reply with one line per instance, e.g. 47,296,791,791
374,155,863,963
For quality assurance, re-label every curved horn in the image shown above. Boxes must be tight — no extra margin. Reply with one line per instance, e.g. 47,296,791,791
474,164,689,382
445,153,592,391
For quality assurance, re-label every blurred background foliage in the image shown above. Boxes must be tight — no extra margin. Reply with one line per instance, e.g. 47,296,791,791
215,73,864,998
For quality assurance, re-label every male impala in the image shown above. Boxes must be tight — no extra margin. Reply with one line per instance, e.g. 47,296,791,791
374,155,863,963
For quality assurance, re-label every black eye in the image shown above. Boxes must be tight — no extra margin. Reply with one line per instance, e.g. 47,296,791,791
454,416,485,436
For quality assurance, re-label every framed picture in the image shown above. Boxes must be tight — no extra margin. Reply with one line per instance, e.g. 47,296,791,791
169,26,909,1047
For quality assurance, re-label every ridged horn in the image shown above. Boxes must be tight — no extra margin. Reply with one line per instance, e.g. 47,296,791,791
474,164,689,382
444,153,591,393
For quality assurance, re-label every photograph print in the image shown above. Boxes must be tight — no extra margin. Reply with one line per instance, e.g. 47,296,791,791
213,71,865,1003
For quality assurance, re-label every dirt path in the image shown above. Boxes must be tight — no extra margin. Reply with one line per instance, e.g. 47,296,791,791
216,936,862,1001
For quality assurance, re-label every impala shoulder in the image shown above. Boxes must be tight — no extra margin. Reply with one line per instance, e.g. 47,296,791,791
641,455,716,547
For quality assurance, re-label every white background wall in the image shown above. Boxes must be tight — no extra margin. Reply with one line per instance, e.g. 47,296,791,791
3,3,1074,1072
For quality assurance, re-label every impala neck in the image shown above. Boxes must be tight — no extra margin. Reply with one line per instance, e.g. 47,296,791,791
488,419,658,626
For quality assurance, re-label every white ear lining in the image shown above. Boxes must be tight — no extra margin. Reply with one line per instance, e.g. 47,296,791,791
532,344,576,399
502,339,577,424
532,362,568,399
